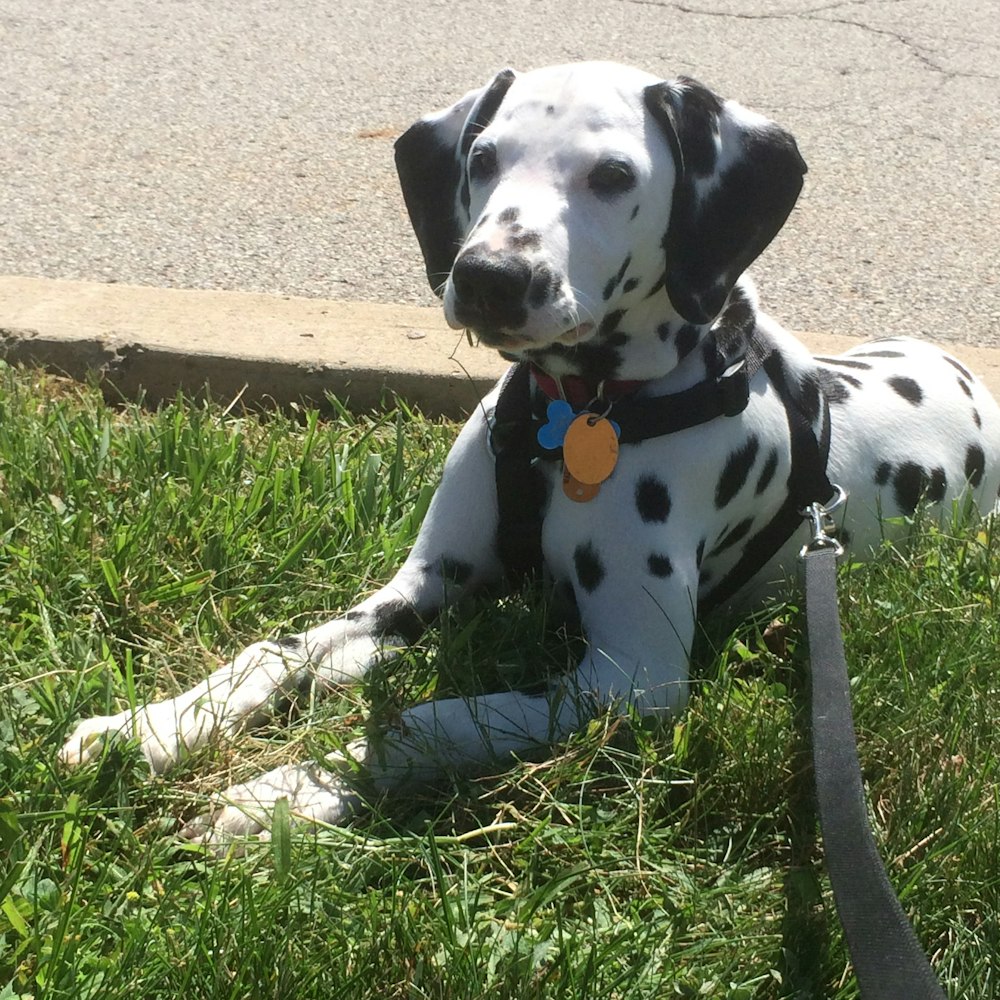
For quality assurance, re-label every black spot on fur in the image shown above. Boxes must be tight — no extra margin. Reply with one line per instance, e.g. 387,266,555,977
958,378,973,398
657,323,672,343
623,278,639,293
527,264,555,308
815,367,850,404
635,475,672,523
712,517,754,554
647,553,674,578
630,204,640,221
496,206,519,225
372,598,424,644
675,323,700,360
508,230,541,251
874,462,892,486
892,463,946,513
851,349,905,358
892,463,924,513
598,309,625,337
888,376,923,406
973,409,982,429
816,357,873,371
928,467,947,502
944,355,973,380
798,372,822,423
438,557,473,586
696,539,706,566
715,435,760,509
756,448,780,495
602,255,633,301
965,444,985,488
275,636,302,650
644,273,667,299
574,542,605,593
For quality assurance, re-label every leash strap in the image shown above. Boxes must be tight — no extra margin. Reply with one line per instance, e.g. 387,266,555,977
802,535,946,999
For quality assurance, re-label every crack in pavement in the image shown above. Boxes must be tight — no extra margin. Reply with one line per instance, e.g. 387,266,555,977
621,0,999,81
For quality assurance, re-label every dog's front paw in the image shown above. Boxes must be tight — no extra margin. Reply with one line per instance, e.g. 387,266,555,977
59,699,217,774
179,740,368,853
59,712,135,768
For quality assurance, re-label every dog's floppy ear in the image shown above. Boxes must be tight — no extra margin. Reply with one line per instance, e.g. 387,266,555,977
395,69,517,296
644,78,807,325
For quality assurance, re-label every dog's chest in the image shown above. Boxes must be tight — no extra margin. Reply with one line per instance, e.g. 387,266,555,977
535,401,794,601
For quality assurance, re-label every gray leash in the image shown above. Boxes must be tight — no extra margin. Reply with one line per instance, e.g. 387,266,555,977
800,490,946,999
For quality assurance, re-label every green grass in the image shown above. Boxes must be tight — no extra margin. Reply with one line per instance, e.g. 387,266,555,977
1,362,998,999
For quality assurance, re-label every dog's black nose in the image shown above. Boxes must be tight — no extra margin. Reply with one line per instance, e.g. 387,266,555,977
451,251,530,330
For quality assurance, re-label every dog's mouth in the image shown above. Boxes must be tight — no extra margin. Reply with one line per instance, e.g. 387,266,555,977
554,322,596,346
471,321,596,353
473,328,534,351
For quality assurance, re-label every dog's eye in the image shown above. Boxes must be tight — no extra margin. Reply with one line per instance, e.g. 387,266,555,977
588,159,637,198
469,143,499,183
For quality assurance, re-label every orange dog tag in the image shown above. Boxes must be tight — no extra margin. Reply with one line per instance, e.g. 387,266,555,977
562,467,601,503
563,414,619,485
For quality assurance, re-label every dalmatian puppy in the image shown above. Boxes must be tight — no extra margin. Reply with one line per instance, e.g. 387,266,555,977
60,62,1000,846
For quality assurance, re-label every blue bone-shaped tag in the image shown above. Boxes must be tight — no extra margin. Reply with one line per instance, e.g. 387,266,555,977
537,400,576,450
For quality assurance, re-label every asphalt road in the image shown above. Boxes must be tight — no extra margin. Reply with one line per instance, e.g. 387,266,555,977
2,1,998,345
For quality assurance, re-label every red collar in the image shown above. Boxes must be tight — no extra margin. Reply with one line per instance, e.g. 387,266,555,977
529,364,647,409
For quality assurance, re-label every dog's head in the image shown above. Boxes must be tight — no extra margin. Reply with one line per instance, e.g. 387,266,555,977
395,62,806,355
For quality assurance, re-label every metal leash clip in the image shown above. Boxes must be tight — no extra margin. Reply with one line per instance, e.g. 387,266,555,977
800,483,848,559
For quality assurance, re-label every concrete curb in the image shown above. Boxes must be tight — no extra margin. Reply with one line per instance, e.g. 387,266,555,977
0,276,506,417
5,275,1000,417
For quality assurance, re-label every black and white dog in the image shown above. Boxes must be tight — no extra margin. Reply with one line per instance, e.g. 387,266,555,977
61,62,1000,846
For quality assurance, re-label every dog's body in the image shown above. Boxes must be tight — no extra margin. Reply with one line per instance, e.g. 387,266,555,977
61,62,1000,844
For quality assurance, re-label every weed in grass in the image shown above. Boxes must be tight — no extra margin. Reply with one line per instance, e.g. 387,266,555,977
1,365,998,998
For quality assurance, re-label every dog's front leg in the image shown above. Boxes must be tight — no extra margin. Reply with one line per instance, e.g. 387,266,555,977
59,400,504,777
362,577,698,787
184,569,698,849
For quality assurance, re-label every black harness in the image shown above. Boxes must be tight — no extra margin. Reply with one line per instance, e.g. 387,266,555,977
490,331,834,604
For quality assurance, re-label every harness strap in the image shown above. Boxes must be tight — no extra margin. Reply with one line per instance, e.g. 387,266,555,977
490,363,546,585
565,354,755,445
700,351,833,613
803,545,947,1000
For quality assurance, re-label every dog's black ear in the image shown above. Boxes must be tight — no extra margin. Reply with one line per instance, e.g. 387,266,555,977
395,69,517,297
644,78,807,325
